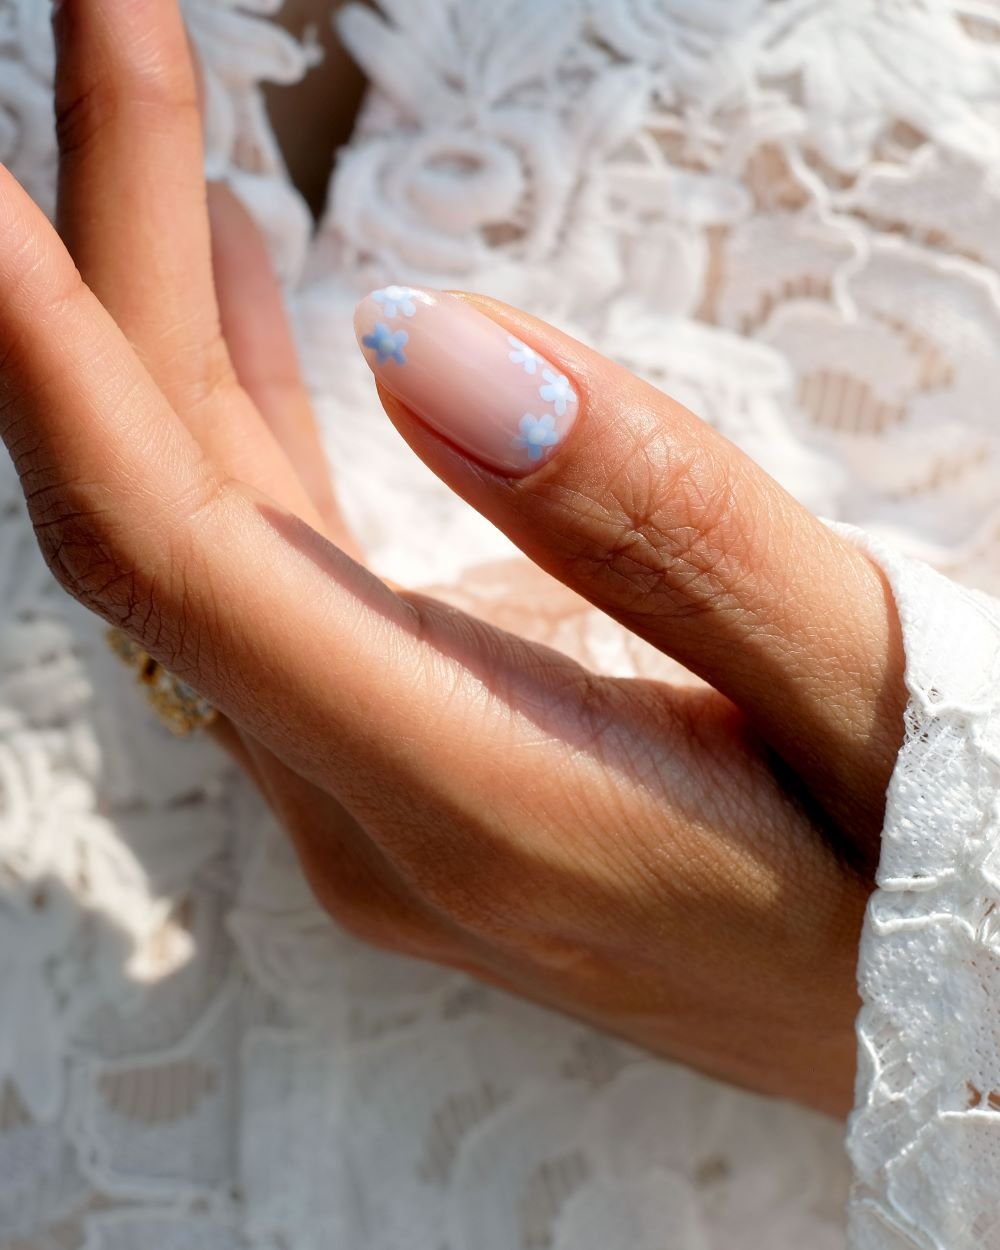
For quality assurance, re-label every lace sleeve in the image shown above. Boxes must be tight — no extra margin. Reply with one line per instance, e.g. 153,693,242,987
822,519,1000,1249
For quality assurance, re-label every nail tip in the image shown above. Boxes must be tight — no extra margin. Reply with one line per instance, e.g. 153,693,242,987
353,284,577,477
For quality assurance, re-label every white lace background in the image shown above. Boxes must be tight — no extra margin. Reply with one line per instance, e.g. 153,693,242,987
1,1,1000,1247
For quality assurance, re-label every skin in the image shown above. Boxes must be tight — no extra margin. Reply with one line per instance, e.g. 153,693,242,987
0,0,908,1117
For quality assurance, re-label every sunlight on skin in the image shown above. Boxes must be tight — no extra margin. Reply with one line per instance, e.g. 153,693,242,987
0,0,907,1122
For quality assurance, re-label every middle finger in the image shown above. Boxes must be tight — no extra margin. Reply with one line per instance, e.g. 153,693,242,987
52,0,326,527
53,0,228,413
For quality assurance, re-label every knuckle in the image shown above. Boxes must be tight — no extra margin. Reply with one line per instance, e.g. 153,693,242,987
309,797,590,974
394,837,532,946
332,902,427,958
34,500,127,618
55,77,121,161
402,853,585,974
557,430,746,623
174,337,240,416
55,63,199,161
25,465,221,673
0,406,51,484
313,876,444,961
32,490,143,618
288,813,448,961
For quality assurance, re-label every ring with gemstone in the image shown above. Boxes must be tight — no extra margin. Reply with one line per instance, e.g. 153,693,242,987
105,627,219,736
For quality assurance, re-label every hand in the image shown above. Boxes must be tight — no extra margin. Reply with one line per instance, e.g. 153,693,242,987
0,0,907,1116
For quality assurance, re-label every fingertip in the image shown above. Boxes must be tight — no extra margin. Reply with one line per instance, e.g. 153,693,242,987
353,291,381,375
354,285,577,477
354,287,421,378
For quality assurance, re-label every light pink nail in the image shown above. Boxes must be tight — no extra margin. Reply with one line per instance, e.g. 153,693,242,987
354,286,578,476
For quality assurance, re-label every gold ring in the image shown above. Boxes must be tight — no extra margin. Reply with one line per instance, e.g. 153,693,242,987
105,627,219,737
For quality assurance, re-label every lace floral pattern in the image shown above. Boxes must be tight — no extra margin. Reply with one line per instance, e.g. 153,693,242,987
1,0,999,1247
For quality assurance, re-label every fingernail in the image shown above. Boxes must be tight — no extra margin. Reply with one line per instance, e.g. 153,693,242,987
354,287,578,476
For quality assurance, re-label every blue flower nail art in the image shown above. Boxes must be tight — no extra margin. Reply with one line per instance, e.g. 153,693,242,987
373,286,418,318
512,413,560,461
539,369,576,417
363,322,409,365
508,335,540,374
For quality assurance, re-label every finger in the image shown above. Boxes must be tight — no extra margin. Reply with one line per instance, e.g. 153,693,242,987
0,163,227,609
52,0,226,410
233,742,482,966
206,181,355,549
354,287,907,854
0,161,864,1050
206,713,264,788
52,0,339,535
202,701,451,958
0,168,571,854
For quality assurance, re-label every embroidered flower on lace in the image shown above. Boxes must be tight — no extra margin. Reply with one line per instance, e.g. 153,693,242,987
760,0,1000,171
181,0,317,134
0,893,69,1122
0,2,58,212
588,0,766,104
333,0,648,272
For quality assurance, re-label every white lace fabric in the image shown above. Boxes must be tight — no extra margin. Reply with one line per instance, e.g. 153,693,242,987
0,0,999,1247
830,523,1000,1249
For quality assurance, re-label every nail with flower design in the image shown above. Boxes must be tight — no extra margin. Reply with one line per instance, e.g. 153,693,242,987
353,287,579,475
513,413,560,461
508,335,540,374
373,285,422,318
363,322,409,366
540,369,577,417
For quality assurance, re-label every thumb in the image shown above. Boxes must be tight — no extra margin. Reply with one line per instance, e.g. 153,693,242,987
354,286,906,860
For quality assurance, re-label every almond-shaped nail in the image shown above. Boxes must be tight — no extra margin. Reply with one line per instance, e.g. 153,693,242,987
354,286,578,476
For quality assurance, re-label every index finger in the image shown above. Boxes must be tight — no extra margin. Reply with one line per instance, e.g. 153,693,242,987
0,167,218,584
0,168,550,810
